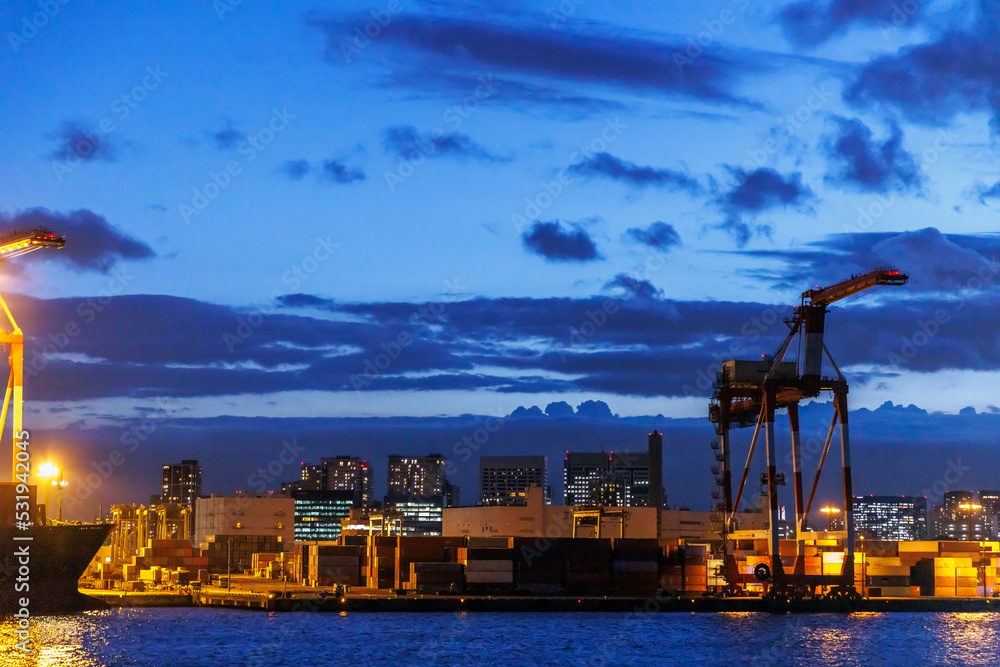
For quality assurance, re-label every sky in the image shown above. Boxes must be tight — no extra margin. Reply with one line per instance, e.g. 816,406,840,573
2,0,1000,518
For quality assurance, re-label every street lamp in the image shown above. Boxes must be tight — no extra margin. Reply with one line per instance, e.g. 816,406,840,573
37,461,68,521
820,506,841,532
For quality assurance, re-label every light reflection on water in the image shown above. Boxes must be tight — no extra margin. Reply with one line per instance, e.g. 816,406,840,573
1,609,998,667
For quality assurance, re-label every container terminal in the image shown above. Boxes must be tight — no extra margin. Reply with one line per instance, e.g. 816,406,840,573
0,233,995,614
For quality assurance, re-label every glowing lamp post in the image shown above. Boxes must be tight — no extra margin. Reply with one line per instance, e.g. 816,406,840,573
37,461,68,521
820,506,841,532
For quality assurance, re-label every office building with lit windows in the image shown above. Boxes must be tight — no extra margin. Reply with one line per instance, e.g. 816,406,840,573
387,454,446,497
298,464,326,491
563,451,650,507
979,490,1000,519
161,460,202,508
383,493,446,536
479,455,548,506
289,457,373,508
322,456,374,508
563,452,609,505
930,490,997,540
852,496,927,540
611,451,651,507
291,489,356,541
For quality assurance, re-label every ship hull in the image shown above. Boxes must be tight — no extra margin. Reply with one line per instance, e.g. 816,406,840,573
1,523,113,615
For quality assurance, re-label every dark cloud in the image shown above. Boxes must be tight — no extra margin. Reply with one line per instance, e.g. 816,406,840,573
48,122,116,162
722,168,812,212
381,70,628,119
713,167,813,247
778,0,926,48
625,222,682,251
545,401,575,417
322,159,366,183
280,159,312,180
382,125,508,163
15,272,1000,412
521,221,601,262
739,227,1000,294
823,116,922,193
845,1,1000,131
576,399,614,419
975,180,1000,204
568,153,701,193
604,273,662,300
0,208,155,273
278,293,333,308
213,122,246,150
307,13,757,107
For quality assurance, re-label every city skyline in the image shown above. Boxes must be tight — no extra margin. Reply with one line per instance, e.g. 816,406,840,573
4,0,1000,520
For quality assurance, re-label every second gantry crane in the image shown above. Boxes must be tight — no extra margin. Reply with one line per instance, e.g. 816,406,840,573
0,228,66,481
709,267,907,602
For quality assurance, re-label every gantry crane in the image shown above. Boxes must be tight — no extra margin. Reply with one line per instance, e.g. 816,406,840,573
0,228,66,481
709,268,907,602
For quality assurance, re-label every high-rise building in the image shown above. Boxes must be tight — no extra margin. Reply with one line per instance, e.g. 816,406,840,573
563,452,609,505
161,460,202,508
298,464,326,492
563,451,651,507
479,455,547,506
852,496,927,540
291,489,355,541
649,430,664,512
387,454,446,497
931,490,997,540
979,490,1000,517
610,451,650,507
322,456,374,508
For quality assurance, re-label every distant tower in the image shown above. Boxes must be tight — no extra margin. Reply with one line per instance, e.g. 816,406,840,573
161,460,202,508
649,431,663,533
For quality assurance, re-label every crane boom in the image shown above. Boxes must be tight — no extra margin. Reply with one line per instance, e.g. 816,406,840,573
0,228,65,259
798,267,908,384
802,268,908,307
0,226,65,483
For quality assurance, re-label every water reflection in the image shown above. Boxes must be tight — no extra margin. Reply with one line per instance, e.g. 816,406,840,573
1,609,998,667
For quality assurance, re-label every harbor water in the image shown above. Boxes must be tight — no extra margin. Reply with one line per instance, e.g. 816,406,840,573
3,609,999,666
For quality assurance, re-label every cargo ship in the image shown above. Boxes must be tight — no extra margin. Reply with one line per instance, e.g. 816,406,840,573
1,483,113,615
